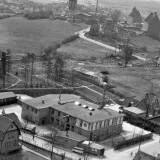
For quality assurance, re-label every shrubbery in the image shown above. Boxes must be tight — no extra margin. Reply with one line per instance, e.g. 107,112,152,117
61,34,79,45
24,11,52,20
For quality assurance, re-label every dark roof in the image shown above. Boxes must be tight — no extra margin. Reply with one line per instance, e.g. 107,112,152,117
0,92,16,100
4,113,22,129
0,115,13,140
144,12,154,22
133,151,155,160
129,7,142,23
23,94,124,123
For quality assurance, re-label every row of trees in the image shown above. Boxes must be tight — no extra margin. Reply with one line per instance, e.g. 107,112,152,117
21,43,65,88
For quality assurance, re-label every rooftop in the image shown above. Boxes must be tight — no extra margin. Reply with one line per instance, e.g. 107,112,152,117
23,94,124,123
123,107,146,115
0,92,16,100
0,115,13,140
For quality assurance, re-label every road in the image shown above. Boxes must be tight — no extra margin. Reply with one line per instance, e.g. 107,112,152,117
78,28,148,62
78,28,120,52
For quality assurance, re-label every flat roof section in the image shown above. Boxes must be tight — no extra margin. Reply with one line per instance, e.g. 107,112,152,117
23,94,124,123
123,107,146,115
0,92,16,100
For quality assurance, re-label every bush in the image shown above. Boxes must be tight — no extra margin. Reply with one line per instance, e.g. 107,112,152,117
24,11,52,20
61,34,79,45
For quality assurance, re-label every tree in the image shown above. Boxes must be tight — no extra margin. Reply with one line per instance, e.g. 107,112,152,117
1,52,7,88
54,54,65,82
21,55,30,87
109,9,122,24
123,44,133,68
89,23,100,37
102,20,117,39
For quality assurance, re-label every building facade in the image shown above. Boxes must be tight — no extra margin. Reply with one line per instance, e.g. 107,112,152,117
21,94,124,141
0,115,21,154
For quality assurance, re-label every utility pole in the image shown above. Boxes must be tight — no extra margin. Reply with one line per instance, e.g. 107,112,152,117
95,0,99,16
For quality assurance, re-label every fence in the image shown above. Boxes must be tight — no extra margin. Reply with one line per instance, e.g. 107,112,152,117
20,135,77,160
114,133,153,150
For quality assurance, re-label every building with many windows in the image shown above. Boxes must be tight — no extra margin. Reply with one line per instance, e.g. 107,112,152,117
21,94,124,141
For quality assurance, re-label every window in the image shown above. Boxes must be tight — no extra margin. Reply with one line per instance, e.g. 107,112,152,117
35,109,37,114
27,106,29,110
58,111,60,117
109,119,113,125
8,132,14,139
78,129,81,135
51,117,54,123
32,108,34,112
52,109,54,114
80,120,83,128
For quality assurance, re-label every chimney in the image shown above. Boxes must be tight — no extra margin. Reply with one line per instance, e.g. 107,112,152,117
156,154,160,160
42,99,45,104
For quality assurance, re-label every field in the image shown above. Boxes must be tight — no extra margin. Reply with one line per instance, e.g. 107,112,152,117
58,38,115,60
130,36,160,54
0,16,87,55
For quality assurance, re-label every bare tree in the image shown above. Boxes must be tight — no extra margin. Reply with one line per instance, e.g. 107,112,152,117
1,52,7,88
123,43,133,68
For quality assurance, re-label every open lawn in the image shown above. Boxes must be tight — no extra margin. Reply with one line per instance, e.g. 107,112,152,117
0,16,87,55
84,62,160,101
130,35,160,54
58,39,115,61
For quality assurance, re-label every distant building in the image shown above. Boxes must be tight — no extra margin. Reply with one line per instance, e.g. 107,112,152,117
133,151,160,160
0,92,17,106
0,114,21,154
127,7,142,25
143,12,160,38
21,94,124,141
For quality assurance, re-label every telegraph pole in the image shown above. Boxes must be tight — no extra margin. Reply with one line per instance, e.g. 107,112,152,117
95,0,99,16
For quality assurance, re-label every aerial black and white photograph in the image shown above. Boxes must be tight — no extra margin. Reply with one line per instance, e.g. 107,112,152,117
0,0,160,159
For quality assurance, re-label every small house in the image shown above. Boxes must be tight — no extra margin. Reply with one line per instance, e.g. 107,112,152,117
127,7,142,25
0,114,21,154
0,92,17,106
143,12,160,38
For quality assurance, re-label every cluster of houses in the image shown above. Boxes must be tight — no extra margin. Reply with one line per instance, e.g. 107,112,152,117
127,7,160,38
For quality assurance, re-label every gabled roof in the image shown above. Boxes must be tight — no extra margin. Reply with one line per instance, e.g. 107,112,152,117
129,7,141,18
133,151,155,160
144,12,154,22
4,113,22,129
0,115,13,140
0,92,16,100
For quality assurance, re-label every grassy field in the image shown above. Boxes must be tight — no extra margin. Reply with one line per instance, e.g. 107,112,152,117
84,62,160,101
130,36,160,54
58,38,115,61
0,16,87,55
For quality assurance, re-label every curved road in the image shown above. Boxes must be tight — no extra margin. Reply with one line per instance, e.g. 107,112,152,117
78,28,147,61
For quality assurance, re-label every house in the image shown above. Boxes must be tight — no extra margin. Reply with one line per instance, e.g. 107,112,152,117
0,114,21,154
133,151,160,160
0,92,17,106
21,94,124,141
127,7,142,25
143,12,160,38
